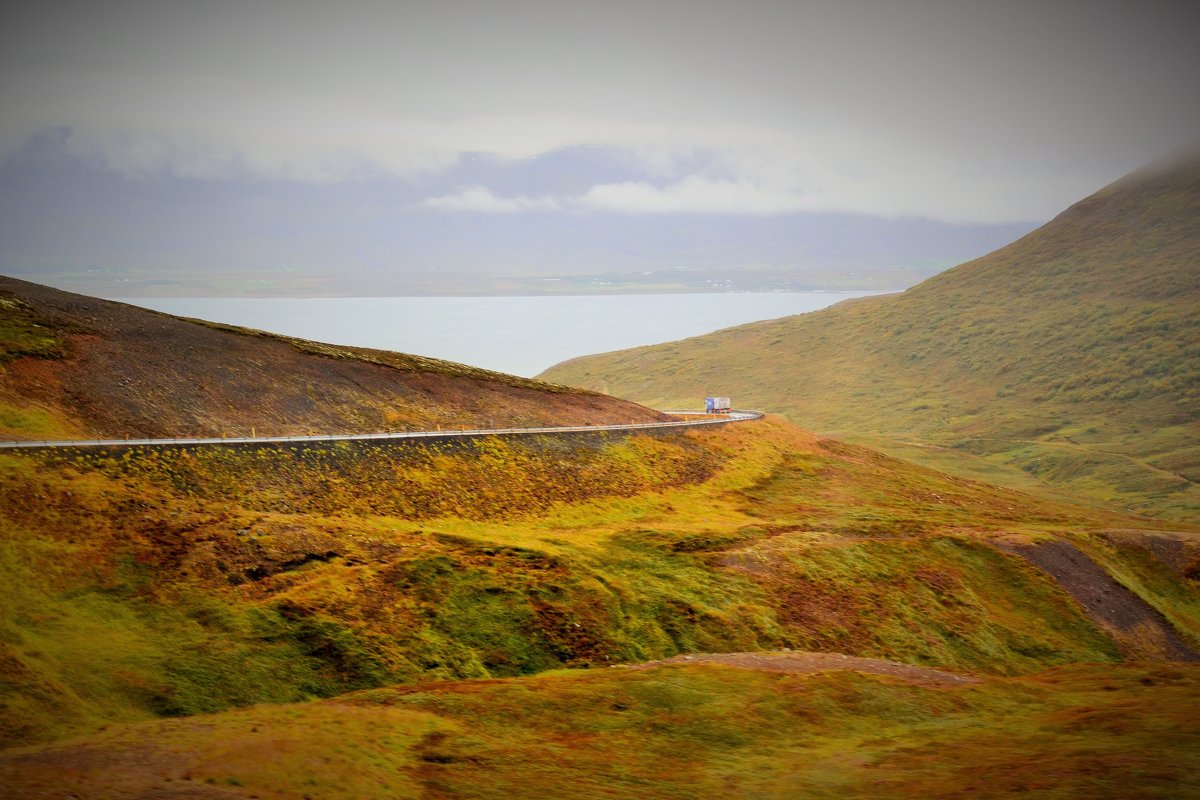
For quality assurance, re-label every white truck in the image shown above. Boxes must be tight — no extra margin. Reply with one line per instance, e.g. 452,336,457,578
705,397,731,414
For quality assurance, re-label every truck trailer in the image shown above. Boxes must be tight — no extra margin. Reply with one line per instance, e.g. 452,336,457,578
705,397,731,414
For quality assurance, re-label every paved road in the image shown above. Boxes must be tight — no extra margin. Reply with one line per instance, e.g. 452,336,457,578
0,410,763,451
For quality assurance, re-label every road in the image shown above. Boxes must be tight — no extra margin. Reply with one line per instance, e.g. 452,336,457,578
0,410,763,451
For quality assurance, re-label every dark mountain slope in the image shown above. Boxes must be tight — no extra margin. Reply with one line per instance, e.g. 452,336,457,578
0,277,667,440
541,153,1200,519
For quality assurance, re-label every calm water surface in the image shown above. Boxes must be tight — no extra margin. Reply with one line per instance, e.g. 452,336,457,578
117,293,880,377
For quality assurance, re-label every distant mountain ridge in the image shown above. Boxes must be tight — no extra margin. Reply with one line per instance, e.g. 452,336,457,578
0,276,667,440
541,153,1200,520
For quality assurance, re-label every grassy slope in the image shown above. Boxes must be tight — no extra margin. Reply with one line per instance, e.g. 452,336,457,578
540,154,1200,521
0,276,666,441
3,417,1197,749
4,661,1199,799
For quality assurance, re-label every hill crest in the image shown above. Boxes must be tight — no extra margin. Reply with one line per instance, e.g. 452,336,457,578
0,276,668,440
540,153,1200,520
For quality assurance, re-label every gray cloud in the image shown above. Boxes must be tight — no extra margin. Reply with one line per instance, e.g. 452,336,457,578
2,0,1199,222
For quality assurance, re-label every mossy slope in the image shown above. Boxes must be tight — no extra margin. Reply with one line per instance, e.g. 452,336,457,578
4,661,1199,799
3,417,1196,749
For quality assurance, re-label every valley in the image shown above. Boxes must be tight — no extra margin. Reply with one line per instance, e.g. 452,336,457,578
4,2,1199,796
2,155,1199,798
2,401,1198,795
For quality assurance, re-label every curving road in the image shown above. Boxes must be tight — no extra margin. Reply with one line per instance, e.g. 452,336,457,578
0,410,763,451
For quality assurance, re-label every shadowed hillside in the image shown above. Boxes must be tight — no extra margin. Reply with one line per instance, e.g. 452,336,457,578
541,153,1200,520
0,277,668,440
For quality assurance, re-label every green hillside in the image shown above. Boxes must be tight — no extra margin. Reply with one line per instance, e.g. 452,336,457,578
6,660,1199,799
541,153,1200,521
6,417,1197,749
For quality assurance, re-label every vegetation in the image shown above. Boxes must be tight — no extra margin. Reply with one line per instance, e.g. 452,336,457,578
4,661,1198,799
3,417,1196,753
540,154,1200,521
0,296,69,363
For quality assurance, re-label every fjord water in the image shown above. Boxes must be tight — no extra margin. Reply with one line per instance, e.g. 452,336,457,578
116,292,881,377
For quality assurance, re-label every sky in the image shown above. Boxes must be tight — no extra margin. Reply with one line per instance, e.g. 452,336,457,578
1,0,1198,288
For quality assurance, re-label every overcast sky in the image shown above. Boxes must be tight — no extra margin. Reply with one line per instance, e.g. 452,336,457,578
2,0,1198,225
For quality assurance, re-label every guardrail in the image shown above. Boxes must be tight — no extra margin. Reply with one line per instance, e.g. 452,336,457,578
0,410,764,451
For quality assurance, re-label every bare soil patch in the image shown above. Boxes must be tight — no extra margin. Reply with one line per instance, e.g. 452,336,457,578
1000,539,1198,662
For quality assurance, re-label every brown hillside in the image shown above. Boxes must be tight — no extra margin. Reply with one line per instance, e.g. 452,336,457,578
0,277,668,440
541,152,1200,520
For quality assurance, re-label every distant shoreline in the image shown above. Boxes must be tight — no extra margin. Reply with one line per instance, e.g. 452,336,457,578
104,288,899,300
102,291,885,377
5,268,924,301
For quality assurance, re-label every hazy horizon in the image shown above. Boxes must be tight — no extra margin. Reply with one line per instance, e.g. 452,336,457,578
2,0,1197,296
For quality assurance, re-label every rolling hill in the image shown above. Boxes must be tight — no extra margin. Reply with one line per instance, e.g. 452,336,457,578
2,412,1198,794
0,276,667,441
540,152,1200,520
2,281,1199,797
5,659,1198,799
